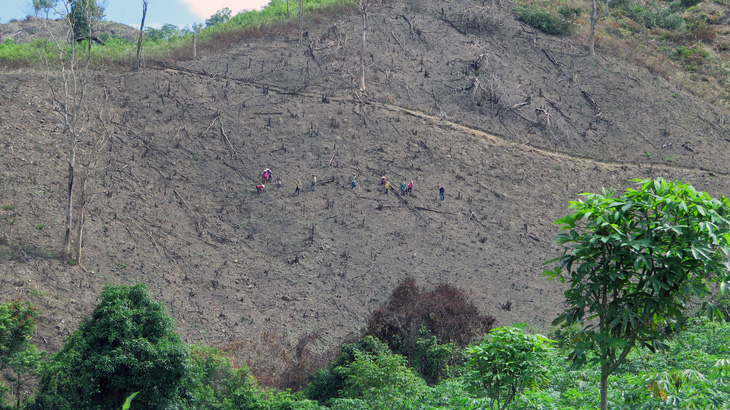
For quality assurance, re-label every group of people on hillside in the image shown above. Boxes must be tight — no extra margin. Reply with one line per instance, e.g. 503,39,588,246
255,169,445,200
379,177,415,197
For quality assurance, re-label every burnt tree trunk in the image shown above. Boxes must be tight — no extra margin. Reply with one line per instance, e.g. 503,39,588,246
134,0,148,71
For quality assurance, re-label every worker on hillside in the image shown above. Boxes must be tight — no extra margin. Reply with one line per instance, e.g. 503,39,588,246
407,180,414,194
256,184,266,193
381,176,386,185
295,179,302,196
261,169,270,184
350,173,357,189
439,185,445,201
400,181,406,196
311,174,317,191
276,177,282,189
384,180,390,196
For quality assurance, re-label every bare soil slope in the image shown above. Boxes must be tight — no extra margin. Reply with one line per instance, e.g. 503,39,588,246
2,0,730,360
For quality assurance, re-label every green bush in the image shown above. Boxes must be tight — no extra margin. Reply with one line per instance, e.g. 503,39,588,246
513,4,571,35
465,324,554,409
679,0,703,9
306,336,391,404
558,5,582,21
0,298,42,408
31,284,189,410
337,349,427,408
627,3,686,30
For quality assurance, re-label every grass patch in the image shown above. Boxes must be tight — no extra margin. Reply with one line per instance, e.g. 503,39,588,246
0,0,355,69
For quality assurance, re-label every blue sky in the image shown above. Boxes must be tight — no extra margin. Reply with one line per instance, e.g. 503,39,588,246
1,0,271,28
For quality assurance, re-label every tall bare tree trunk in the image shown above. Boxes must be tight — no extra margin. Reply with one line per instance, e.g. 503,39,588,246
589,0,612,57
74,172,89,263
287,0,290,18
40,1,99,265
134,0,148,70
589,0,598,56
63,139,76,260
359,3,368,91
298,0,304,45
192,32,197,59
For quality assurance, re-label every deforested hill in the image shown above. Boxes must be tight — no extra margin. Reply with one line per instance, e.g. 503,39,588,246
2,0,730,361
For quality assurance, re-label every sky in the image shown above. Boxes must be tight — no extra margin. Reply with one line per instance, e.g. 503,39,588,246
1,0,271,28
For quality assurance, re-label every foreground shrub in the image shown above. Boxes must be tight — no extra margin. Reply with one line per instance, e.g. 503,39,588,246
306,336,391,404
465,324,554,409
0,298,41,408
31,284,189,410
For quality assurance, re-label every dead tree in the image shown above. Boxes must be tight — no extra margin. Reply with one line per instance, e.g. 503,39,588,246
590,0,614,56
357,0,376,91
37,1,104,264
298,0,304,45
134,0,148,71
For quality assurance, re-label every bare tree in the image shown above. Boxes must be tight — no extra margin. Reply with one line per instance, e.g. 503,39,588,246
134,0,148,71
298,0,304,45
35,0,105,264
357,0,375,91
286,0,290,19
589,0,613,56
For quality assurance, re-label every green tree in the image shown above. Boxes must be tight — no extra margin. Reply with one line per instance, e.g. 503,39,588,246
69,0,104,41
307,336,392,404
32,0,56,18
205,8,232,28
465,324,553,410
544,178,730,410
0,299,41,408
32,284,189,410
336,349,427,409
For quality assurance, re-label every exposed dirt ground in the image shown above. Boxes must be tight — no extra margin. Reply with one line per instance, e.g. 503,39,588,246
2,0,730,367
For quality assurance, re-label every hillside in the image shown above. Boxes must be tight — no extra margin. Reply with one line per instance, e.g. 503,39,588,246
2,0,730,367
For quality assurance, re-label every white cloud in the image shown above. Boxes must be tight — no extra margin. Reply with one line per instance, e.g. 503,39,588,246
179,0,271,18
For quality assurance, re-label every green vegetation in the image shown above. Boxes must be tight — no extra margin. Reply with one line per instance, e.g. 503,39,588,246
545,177,730,409
0,274,729,408
514,4,572,35
0,0,353,68
512,0,730,107
31,284,189,409
69,0,104,41
465,324,553,409
0,298,42,409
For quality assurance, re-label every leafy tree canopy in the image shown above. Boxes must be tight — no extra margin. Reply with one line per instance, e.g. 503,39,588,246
465,324,553,410
205,7,232,28
32,283,189,410
0,298,37,363
69,0,104,40
545,177,730,409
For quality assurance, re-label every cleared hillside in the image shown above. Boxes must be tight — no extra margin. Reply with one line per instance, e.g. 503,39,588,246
2,0,730,362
